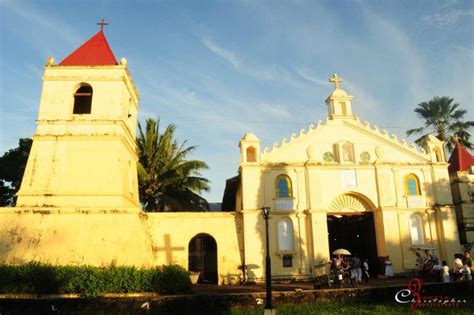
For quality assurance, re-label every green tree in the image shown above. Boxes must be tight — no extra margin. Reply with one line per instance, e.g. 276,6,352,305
406,96,474,152
0,138,33,206
136,118,210,211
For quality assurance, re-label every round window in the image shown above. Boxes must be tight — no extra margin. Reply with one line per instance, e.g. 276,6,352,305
323,151,334,162
360,151,371,163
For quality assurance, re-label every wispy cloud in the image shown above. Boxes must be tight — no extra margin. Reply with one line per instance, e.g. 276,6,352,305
422,9,474,27
200,36,305,88
296,68,328,87
201,38,240,68
1,1,81,52
256,103,292,119
361,4,428,101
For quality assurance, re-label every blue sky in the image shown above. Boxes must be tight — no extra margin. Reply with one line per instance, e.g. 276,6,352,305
1,0,473,202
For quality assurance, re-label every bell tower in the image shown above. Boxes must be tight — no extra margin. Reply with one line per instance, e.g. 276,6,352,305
325,73,356,120
16,26,140,210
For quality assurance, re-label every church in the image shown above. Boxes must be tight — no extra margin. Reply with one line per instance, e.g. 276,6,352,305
0,27,463,284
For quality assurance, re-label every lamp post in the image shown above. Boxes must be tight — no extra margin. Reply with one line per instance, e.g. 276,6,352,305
261,206,274,312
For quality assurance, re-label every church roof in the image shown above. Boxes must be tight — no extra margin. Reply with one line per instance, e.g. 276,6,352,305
448,141,474,173
59,31,118,66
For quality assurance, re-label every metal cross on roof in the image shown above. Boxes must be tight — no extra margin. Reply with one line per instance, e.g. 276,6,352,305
97,19,109,31
329,73,343,89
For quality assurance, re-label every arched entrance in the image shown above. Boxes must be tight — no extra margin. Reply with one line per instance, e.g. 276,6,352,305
188,233,218,284
327,193,379,275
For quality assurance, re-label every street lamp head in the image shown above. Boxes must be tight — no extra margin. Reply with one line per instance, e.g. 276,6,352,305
261,206,270,217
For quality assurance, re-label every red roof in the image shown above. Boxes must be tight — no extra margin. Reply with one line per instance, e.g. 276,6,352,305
448,141,474,173
59,31,118,66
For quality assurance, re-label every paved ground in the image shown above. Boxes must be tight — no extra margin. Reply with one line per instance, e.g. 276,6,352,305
191,276,416,295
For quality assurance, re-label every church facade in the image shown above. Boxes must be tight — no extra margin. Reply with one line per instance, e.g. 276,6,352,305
0,29,463,284
231,75,461,280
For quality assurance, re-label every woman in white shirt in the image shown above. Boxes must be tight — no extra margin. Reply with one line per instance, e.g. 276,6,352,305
441,261,450,283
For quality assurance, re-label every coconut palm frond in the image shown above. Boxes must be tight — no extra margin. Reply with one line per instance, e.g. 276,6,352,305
136,117,210,212
407,96,473,152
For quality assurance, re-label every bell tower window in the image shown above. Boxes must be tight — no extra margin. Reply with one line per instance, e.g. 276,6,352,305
73,84,93,114
246,146,256,162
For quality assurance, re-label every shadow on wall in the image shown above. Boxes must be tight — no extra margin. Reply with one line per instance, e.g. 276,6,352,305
153,234,185,265
0,221,45,265
422,176,452,207
380,175,462,275
0,239,14,264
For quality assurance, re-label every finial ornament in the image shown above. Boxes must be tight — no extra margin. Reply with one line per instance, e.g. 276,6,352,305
329,73,342,89
46,57,55,66
97,18,109,31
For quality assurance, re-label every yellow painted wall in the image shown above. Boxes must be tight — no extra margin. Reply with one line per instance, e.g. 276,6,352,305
0,207,154,267
0,209,246,285
146,212,244,285
240,210,313,282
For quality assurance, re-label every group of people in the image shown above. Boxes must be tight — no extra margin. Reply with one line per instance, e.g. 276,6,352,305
330,253,370,285
449,251,472,282
330,249,473,285
416,249,472,283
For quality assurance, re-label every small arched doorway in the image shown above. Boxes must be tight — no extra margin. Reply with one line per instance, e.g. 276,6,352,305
188,233,218,284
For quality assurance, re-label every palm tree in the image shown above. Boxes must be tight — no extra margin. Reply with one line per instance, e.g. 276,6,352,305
136,118,210,211
406,96,474,152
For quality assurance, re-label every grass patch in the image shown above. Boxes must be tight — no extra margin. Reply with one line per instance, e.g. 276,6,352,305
231,299,473,315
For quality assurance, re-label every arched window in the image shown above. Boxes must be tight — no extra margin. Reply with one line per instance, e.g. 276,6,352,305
277,218,294,252
73,84,93,114
409,213,424,245
343,142,354,162
404,174,421,196
246,146,256,162
275,175,292,198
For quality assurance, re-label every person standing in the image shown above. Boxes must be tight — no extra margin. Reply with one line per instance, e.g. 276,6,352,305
352,254,362,283
464,251,473,275
462,253,472,282
362,259,370,283
331,254,347,285
385,255,394,282
462,262,472,281
453,254,464,282
441,261,450,283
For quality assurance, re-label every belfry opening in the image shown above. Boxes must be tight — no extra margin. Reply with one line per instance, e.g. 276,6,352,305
73,84,93,114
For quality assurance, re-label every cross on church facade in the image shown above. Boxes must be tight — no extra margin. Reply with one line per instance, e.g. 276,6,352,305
97,19,109,31
329,73,342,89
